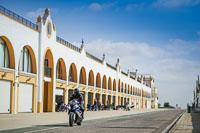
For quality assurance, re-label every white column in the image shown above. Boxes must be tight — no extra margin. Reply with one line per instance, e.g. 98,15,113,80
37,22,43,112
66,86,69,104
14,69,18,114
85,90,88,108
52,63,56,105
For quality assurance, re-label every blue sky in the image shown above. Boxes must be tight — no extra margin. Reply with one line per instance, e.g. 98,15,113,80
1,0,200,108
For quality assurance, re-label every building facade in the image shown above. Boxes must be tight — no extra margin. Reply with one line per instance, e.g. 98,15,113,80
0,6,156,114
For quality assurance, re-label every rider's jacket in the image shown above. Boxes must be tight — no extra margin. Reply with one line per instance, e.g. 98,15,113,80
69,93,84,105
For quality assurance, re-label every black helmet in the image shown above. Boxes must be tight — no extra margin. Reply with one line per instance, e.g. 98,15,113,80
74,88,80,95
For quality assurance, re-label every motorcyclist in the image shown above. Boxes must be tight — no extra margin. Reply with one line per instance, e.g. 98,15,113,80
69,88,84,119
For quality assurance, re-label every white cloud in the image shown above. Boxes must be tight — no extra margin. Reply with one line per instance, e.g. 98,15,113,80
88,3,115,11
153,0,200,8
88,3,102,11
164,39,200,56
81,38,200,108
26,8,45,18
126,4,138,11
85,39,164,59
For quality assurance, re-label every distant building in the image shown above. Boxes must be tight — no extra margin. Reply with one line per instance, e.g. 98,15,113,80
194,75,200,111
143,76,158,109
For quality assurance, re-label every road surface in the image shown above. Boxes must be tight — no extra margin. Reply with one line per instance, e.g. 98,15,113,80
36,110,184,133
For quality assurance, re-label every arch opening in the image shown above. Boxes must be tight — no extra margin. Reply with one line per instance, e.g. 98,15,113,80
113,79,116,91
88,70,94,86
56,58,66,80
43,49,54,112
18,45,37,74
96,73,101,88
102,75,107,89
121,82,123,93
79,67,86,85
118,79,120,92
69,63,77,83
108,77,112,90
0,36,15,69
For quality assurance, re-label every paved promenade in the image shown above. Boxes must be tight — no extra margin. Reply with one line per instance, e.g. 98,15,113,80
0,109,161,132
170,112,200,133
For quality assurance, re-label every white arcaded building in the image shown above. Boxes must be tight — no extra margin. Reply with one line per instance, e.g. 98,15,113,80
0,6,157,114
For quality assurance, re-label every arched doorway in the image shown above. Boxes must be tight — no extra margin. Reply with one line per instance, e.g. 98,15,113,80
43,49,54,112
79,67,86,107
68,63,78,105
55,58,66,107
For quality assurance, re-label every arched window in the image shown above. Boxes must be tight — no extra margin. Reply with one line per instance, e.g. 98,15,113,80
56,61,62,79
69,63,77,82
19,47,32,73
0,37,9,68
96,73,101,88
88,70,94,86
102,75,107,89
118,79,120,92
79,67,86,85
69,65,74,82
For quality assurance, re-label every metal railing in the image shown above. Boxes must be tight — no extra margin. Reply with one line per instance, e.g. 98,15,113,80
56,36,81,52
137,79,141,83
122,71,128,76
130,76,135,80
44,66,52,77
86,52,103,64
106,63,116,70
0,5,38,30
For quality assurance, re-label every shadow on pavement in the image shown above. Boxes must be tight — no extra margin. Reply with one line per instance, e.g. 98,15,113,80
98,126,158,129
191,113,200,133
38,124,70,127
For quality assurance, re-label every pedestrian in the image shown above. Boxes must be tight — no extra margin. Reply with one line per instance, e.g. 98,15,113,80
94,99,97,111
98,100,102,110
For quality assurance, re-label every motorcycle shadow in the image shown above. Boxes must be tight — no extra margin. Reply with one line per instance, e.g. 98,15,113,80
36,124,71,128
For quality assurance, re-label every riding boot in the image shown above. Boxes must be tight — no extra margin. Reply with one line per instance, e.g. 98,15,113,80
82,112,84,119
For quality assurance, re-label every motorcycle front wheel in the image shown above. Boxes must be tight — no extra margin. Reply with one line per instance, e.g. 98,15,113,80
77,122,82,126
69,113,74,127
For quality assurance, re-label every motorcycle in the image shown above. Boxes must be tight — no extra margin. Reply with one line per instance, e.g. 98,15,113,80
67,100,83,127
